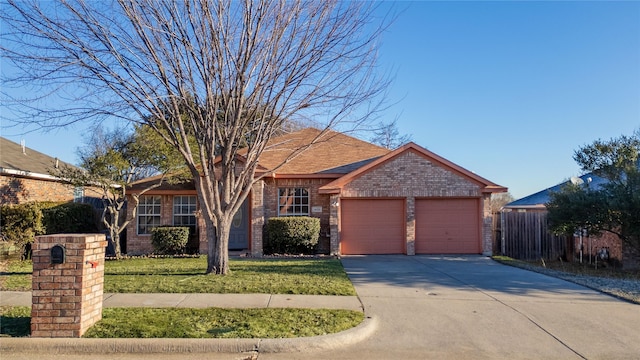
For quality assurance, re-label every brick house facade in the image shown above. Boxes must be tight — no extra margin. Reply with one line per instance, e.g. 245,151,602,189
1,137,102,205
126,128,507,256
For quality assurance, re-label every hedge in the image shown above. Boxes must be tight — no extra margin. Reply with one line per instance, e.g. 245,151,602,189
0,202,44,259
151,226,190,255
0,201,99,259
41,202,99,234
265,216,320,255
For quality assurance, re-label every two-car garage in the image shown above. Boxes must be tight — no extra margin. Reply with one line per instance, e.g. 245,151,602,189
318,143,505,256
340,198,480,255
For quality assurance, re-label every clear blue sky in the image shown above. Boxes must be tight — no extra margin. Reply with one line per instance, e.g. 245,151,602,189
2,1,639,199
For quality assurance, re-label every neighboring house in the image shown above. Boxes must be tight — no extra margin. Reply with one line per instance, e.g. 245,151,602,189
0,137,100,204
126,128,507,256
501,173,633,267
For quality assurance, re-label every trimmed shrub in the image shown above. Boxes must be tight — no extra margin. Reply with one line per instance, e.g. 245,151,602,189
0,202,45,259
265,216,320,255
151,227,190,255
41,202,99,234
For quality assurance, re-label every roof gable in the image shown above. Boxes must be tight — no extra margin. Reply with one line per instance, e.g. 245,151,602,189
319,142,506,194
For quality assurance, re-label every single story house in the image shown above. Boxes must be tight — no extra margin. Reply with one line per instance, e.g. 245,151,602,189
0,137,101,204
126,128,507,256
502,173,638,268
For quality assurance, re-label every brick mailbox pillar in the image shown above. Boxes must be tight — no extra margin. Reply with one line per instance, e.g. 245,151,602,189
31,234,107,337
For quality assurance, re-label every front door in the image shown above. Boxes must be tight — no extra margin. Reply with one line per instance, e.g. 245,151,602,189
228,200,249,250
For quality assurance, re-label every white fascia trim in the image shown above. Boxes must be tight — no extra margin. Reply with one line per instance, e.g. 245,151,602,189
0,167,65,182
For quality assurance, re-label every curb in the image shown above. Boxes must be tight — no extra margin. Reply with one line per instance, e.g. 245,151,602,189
0,315,378,355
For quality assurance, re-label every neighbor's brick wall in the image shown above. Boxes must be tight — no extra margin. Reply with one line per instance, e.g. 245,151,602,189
623,244,640,270
31,234,107,338
0,175,102,204
574,232,623,266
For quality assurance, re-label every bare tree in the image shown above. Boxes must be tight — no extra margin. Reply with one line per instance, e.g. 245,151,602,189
1,0,389,274
490,192,515,214
52,125,184,257
370,119,412,149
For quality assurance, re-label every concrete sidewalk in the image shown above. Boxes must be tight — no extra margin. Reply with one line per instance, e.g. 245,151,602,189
0,291,363,311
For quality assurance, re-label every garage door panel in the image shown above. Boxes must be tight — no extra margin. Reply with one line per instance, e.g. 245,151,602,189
341,199,404,255
415,199,479,254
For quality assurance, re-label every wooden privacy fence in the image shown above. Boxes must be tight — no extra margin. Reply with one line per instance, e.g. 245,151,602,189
500,211,568,261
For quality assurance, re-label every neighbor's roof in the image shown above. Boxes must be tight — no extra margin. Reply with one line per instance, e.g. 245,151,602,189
0,137,76,179
251,128,390,175
504,172,609,209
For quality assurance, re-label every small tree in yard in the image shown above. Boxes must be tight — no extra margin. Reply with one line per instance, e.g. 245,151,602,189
2,0,389,274
52,125,184,257
547,131,640,254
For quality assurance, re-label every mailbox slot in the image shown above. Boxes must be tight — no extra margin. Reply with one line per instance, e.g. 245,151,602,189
51,245,65,264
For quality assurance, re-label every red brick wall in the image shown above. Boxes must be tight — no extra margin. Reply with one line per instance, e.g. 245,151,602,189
0,175,103,204
342,151,481,198
1,175,76,204
575,232,623,266
126,194,206,255
31,234,107,338
337,151,490,255
263,177,333,253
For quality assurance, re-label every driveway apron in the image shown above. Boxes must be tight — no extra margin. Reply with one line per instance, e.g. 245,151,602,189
264,255,640,360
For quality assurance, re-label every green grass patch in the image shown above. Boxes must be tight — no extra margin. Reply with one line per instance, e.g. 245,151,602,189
0,306,30,337
0,259,32,291
0,257,356,295
0,306,364,338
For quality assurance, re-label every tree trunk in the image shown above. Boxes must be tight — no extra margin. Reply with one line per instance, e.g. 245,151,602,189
207,218,230,275
111,209,122,257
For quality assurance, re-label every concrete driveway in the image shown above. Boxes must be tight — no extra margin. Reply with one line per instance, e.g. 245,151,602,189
264,255,640,360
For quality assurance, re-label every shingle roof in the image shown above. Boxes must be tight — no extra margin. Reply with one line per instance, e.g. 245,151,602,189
0,137,76,177
253,128,390,175
504,172,609,209
128,128,390,192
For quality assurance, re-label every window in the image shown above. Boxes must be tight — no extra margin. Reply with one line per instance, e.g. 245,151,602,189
137,195,161,235
278,188,309,216
73,187,84,203
173,195,197,230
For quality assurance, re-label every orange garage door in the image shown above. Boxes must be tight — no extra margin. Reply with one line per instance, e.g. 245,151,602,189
415,198,480,254
340,199,405,254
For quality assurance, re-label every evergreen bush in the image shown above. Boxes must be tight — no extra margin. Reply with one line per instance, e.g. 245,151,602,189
0,202,44,259
41,202,99,234
265,216,320,254
151,226,190,255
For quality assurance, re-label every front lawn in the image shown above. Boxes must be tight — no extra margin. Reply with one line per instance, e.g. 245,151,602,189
0,306,364,338
0,257,356,295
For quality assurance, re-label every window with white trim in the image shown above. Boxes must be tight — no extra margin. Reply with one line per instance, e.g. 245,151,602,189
173,195,197,230
137,195,161,235
278,188,309,216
